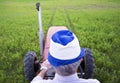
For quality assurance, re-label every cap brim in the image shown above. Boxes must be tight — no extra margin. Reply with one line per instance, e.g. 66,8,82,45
48,48,85,67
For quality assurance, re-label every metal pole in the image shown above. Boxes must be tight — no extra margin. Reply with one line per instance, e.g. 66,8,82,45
36,3,44,56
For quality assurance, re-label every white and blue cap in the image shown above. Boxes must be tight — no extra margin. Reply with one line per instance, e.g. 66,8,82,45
48,30,84,67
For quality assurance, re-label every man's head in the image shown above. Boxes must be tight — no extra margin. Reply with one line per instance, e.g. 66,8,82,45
48,30,84,75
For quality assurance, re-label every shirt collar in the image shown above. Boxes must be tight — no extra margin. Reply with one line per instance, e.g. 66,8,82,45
54,73,79,82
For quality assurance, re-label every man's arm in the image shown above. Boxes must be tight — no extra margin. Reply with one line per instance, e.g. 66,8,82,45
31,60,52,83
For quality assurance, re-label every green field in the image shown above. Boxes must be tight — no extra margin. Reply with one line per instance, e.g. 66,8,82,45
0,0,120,83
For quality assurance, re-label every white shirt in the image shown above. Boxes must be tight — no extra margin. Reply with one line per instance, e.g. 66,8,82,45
31,73,100,83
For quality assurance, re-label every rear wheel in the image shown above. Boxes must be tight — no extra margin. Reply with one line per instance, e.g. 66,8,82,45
80,48,95,79
24,51,40,82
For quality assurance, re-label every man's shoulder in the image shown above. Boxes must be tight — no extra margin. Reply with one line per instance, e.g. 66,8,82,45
31,76,51,83
78,78,100,83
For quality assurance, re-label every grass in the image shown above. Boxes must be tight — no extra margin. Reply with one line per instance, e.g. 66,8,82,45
0,0,120,83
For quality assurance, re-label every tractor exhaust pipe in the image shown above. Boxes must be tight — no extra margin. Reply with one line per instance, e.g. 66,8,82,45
36,2,44,56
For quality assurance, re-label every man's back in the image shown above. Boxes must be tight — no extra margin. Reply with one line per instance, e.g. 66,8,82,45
31,73,100,83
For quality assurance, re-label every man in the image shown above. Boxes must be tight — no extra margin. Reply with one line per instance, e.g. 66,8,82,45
31,29,100,83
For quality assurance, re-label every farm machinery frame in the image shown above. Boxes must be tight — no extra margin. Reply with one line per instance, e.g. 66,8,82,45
24,2,95,82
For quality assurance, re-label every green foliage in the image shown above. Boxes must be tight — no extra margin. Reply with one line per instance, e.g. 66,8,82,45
0,0,120,83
